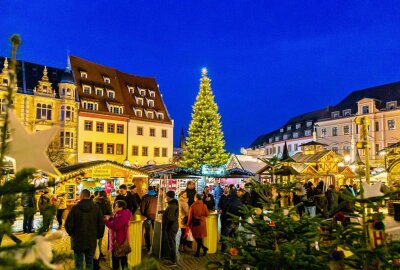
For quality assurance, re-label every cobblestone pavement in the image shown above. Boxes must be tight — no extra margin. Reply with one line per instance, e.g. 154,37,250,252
3,212,400,269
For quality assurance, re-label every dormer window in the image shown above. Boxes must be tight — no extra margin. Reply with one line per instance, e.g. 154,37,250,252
80,71,87,78
103,76,110,84
83,85,91,94
157,112,164,120
343,109,351,117
139,88,146,96
362,105,369,114
387,101,397,110
296,123,301,129
283,134,288,140
82,101,98,111
275,136,280,142
149,90,155,98
135,109,143,117
147,111,154,119
109,105,123,114
135,97,144,106
280,128,284,132
147,99,154,108
269,138,273,143
332,111,340,118
96,88,103,96
306,121,313,127
107,90,115,99
287,126,291,131
305,130,312,136
293,132,299,138
128,86,135,94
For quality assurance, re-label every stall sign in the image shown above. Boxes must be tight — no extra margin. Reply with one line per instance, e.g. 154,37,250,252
201,164,226,177
92,169,111,178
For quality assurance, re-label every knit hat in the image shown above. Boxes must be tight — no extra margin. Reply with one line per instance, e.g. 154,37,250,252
166,190,175,199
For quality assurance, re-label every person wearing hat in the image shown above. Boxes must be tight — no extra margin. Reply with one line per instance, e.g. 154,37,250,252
162,190,179,266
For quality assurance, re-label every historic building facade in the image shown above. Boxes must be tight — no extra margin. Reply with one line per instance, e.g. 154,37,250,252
0,57,78,165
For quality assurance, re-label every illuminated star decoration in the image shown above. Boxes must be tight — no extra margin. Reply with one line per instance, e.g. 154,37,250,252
358,181,384,199
7,109,60,176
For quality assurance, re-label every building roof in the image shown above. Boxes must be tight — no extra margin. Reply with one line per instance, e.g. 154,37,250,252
69,56,172,124
230,154,266,174
291,150,332,163
299,141,328,147
249,81,400,148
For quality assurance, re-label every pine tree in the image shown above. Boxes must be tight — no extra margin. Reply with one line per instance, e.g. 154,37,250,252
181,69,229,170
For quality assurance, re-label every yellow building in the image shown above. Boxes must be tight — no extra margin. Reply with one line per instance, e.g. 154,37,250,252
70,56,174,166
0,57,78,165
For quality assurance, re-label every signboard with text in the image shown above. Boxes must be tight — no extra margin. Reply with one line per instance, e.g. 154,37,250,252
92,169,112,178
201,164,226,177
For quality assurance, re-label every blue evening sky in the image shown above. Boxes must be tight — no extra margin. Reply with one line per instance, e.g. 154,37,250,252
1,1,400,153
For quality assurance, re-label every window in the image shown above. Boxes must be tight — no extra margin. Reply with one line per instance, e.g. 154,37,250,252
83,85,91,94
294,144,298,151
36,103,52,120
293,132,298,138
269,138,273,143
283,134,288,140
154,147,160,157
388,119,395,130
306,121,312,127
107,90,115,99
305,130,311,136
142,146,148,156
2,78,8,86
96,122,104,132
375,144,380,154
96,88,103,96
343,109,351,116
83,101,98,111
275,136,280,141
117,124,124,134
287,126,291,131
139,89,146,96
107,143,114,154
147,111,154,119
84,142,92,153
150,128,155,137
321,128,327,138
332,112,339,118
332,127,338,136
80,71,87,78
288,145,292,152
149,90,155,98
157,112,164,120
332,146,339,153
0,98,7,113
344,145,351,154
387,101,397,110
110,106,123,114
116,144,124,155
84,120,93,131
343,125,350,135
362,105,369,114
161,129,167,138
128,86,135,94
96,143,104,154
137,126,143,135
60,131,73,148
148,99,154,107
277,146,281,153
296,123,301,129
136,97,144,106
107,123,115,133
132,146,139,156
103,76,110,84
280,128,284,132
162,148,167,157
64,106,74,121
134,109,143,117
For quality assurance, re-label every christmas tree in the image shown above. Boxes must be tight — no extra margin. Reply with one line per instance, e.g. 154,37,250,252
181,68,229,170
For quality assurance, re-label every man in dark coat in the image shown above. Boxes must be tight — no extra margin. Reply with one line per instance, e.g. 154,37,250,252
203,186,216,210
130,184,141,208
162,191,179,265
185,181,197,207
140,186,158,253
65,189,105,270
115,184,138,214
22,191,36,233
218,186,230,252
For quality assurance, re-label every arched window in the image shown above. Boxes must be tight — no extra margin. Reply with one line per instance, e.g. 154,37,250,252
36,103,42,119
66,88,71,96
61,88,66,96
36,103,52,120
46,105,52,120
60,106,65,121
66,106,71,120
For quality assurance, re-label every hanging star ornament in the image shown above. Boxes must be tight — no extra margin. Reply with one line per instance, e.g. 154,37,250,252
358,181,384,199
6,109,60,176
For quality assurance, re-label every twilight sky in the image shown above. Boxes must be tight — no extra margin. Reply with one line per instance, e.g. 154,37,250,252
1,1,400,153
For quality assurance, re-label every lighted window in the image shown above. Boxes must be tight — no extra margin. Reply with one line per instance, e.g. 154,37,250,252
320,128,326,138
107,123,115,133
60,131,73,149
84,142,92,153
139,89,146,96
343,125,350,135
128,86,134,94
293,132,298,138
305,130,311,136
149,90,155,98
116,144,124,155
84,121,93,131
136,97,144,106
132,146,139,156
65,106,74,121
36,103,52,120
332,127,338,136
96,143,104,154
142,146,148,156
344,145,351,154
107,143,114,154
154,147,160,157
137,126,143,135
83,85,91,94
148,99,154,107
96,88,103,96
107,90,115,99
388,119,395,130
96,122,104,132
150,128,155,137
103,76,110,84
117,124,124,134
161,129,167,138
80,71,87,78
135,109,143,117
162,148,167,157
147,111,154,119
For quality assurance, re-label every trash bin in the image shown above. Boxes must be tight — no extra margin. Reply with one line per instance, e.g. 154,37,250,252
393,202,400,222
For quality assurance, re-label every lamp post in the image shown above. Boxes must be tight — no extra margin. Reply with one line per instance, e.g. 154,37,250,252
355,116,371,184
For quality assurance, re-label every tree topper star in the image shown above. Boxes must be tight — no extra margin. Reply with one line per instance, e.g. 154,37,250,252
358,181,384,199
7,109,60,176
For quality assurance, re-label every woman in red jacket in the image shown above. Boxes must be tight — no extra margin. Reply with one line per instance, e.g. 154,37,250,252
188,193,208,257
105,200,132,270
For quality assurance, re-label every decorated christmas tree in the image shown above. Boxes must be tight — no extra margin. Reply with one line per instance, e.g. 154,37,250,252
181,68,229,170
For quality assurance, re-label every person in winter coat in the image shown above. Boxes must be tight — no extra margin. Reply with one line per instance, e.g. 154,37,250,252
94,190,112,258
55,191,67,230
39,189,56,232
314,189,329,218
115,184,138,214
140,186,158,253
185,181,197,207
213,183,223,208
130,185,141,210
226,189,242,237
105,200,132,270
237,188,251,205
162,191,179,265
65,189,105,270
218,186,230,253
203,186,216,210
21,192,36,233
325,184,339,215
178,190,190,252
303,182,316,217
188,194,209,257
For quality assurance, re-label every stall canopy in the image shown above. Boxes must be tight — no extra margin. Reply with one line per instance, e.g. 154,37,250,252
139,164,202,179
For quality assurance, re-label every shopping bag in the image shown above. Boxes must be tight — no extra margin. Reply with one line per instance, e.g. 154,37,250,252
185,227,194,242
